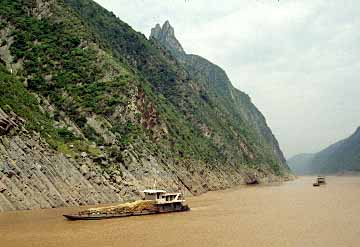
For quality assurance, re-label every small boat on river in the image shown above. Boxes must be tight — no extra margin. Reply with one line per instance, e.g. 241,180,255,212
317,176,326,184
63,190,190,220
313,176,326,187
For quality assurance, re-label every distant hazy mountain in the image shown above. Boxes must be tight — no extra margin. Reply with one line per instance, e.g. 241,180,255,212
287,153,315,175
288,127,360,175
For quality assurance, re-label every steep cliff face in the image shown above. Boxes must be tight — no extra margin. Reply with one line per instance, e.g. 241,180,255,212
0,0,290,212
0,109,267,211
150,21,185,58
150,21,288,171
288,127,360,175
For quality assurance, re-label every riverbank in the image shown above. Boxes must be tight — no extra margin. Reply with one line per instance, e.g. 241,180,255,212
0,176,359,247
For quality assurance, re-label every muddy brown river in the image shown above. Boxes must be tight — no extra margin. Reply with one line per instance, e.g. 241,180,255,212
0,176,360,247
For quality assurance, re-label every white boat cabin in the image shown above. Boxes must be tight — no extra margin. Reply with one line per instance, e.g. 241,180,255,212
317,176,326,184
142,189,185,204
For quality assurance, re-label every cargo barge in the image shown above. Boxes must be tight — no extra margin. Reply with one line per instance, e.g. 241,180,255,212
63,190,190,220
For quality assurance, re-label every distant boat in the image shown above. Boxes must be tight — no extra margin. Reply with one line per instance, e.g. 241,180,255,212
313,176,326,187
63,190,190,220
317,176,326,184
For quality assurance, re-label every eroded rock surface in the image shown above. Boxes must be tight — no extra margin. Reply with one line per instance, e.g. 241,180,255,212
0,2,292,212
0,127,283,212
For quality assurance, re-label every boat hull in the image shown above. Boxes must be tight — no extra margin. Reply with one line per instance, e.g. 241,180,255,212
63,204,190,221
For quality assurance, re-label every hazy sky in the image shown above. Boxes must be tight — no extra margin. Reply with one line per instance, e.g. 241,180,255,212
94,0,360,158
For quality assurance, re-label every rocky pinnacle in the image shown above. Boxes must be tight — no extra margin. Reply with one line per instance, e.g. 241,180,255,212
150,21,185,55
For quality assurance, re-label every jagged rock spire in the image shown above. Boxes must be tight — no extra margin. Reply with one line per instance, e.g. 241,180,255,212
150,21,185,56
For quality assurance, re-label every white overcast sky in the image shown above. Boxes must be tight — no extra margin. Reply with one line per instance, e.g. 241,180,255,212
94,0,360,158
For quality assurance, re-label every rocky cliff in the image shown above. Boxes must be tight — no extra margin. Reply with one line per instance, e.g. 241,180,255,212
288,127,360,175
150,21,288,172
150,21,185,58
0,0,290,212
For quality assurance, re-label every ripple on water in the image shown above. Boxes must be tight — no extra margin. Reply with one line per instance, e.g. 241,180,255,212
1,176,360,247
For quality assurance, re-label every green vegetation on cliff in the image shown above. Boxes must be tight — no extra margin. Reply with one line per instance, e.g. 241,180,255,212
0,0,289,181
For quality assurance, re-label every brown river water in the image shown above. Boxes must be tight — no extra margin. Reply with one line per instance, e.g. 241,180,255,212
1,176,360,247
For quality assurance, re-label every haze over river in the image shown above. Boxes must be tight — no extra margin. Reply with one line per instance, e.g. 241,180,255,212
0,177,359,247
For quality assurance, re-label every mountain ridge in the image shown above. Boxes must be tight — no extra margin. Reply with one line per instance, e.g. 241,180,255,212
287,153,316,175
150,21,185,57
150,21,288,169
0,0,290,212
288,127,360,175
